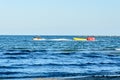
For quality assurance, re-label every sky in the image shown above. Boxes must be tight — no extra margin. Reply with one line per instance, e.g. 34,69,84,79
0,0,120,35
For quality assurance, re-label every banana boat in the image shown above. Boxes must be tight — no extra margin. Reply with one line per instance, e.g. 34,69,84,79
73,37,87,41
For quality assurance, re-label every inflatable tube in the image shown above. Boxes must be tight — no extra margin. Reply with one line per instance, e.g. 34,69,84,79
87,37,95,41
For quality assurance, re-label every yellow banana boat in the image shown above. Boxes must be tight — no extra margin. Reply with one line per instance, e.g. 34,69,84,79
73,37,87,41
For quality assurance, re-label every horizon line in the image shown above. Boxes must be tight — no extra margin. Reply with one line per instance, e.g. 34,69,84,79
0,34,120,36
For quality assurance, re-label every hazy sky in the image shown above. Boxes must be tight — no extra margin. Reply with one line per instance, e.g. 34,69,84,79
0,0,120,35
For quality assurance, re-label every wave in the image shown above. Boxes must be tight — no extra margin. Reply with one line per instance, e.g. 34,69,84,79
32,38,72,41
49,38,72,41
115,48,120,51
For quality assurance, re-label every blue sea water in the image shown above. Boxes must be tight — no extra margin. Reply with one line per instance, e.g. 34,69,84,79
0,35,120,79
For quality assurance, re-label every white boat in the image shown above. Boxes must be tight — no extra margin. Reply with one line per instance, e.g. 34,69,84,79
32,37,45,41
33,37,42,40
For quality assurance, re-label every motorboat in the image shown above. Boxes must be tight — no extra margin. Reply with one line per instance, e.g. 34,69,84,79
33,37,42,40
32,36,45,41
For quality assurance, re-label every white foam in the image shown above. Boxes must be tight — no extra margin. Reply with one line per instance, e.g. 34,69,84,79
115,48,120,51
50,38,71,41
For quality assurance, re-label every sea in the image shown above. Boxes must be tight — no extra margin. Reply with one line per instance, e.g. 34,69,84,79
0,35,120,79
